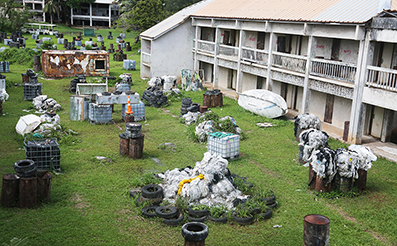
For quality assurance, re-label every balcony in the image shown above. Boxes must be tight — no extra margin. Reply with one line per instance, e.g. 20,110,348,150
272,52,307,73
197,40,215,55
242,47,268,65
218,44,238,60
311,58,357,83
141,52,151,65
366,66,397,92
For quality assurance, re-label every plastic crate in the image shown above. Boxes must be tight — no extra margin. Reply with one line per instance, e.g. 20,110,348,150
25,139,61,171
207,132,239,159
23,83,42,100
89,103,112,124
122,101,146,121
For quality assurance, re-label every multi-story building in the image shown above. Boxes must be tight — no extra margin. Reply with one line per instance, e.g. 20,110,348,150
140,0,397,145
22,0,45,22
70,0,120,27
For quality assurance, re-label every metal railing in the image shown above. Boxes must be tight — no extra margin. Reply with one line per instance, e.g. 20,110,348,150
141,52,151,64
218,44,238,58
241,47,268,65
366,65,397,91
311,58,357,82
197,40,215,54
272,52,307,73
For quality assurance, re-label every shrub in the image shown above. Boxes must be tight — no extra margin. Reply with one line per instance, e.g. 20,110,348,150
41,40,54,50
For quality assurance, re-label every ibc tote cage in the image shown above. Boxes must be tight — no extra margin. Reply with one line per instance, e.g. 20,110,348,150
24,137,61,171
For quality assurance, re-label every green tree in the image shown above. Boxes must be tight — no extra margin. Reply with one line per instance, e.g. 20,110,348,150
44,0,59,24
131,0,166,31
163,0,201,14
0,0,32,32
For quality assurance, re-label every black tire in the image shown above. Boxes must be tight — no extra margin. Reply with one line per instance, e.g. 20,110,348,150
14,159,36,174
142,206,158,218
188,207,209,217
258,208,272,220
156,206,178,219
141,184,163,199
139,195,163,206
208,215,228,223
163,212,184,226
267,201,278,209
232,212,255,225
181,222,209,241
187,215,207,222
260,190,276,205
69,87,76,93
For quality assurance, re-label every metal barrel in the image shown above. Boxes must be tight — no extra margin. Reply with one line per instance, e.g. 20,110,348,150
303,214,330,246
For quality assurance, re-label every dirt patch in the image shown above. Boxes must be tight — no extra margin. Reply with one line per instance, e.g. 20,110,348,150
160,108,178,118
71,193,89,210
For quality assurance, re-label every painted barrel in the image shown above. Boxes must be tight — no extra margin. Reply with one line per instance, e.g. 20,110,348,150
123,60,136,70
125,122,142,139
116,83,131,92
119,133,129,156
303,214,330,246
97,36,103,42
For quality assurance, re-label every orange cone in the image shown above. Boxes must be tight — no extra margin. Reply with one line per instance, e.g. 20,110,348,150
125,96,134,115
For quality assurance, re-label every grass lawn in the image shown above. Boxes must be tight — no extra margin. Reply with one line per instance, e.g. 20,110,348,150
0,25,397,245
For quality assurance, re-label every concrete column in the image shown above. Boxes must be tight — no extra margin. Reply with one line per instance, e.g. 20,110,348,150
213,27,221,88
348,31,372,144
236,29,245,93
90,3,92,26
42,1,45,23
266,32,276,91
71,8,73,25
109,5,111,27
381,109,394,142
301,36,317,114
193,25,200,71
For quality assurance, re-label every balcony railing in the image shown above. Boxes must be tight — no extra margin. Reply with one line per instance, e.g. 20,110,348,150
141,52,151,65
242,47,268,65
311,59,357,82
218,44,238,58
366,65,397,91
197,40,215,54
272,52,307,73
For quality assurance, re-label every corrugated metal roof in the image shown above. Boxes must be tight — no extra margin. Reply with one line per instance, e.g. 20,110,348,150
140,0,215,39
191,0,389,24
391,0,397,9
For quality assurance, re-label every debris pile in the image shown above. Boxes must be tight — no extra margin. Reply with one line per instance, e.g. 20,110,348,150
33,95,61,112
294,113,321,140
0,88,8,102
147,75,178,94
299,129,329,163
69,75,87,93
158,152,248,209
141,86,169,108
181,69,203,91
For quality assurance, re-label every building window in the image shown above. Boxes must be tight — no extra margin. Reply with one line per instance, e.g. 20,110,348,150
95,60,105,70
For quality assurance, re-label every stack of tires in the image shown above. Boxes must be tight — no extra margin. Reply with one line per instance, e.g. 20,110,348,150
137,184,163,206
141,86,168,108
69,75,87,93
180,98,192,116
187,103,200,113
14,159,37,178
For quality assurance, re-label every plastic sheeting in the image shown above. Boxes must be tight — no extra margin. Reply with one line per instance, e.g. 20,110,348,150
294,113,321,137
335,148,360,179
182,111,201,125
33,95,61,112
348,145,377,171
158,152,248,209
311,147,336,184
147,75,177,93
0,88,8,102
299,129,329,163
195,120,216,142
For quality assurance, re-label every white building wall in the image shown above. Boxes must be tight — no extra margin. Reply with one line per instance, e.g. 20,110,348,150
141,39,151,54
381,43,394,68
150,21,194,77
296,87,303,113
301,36,309,55
241,73,257,91
218,67,229,88
315,38,333,59
309,90,327,121
372,106,384,138
339,40,359,64
272,80,282,95
200,62,213,83
333,96,352,128
245,31,258,48
201,27,214,41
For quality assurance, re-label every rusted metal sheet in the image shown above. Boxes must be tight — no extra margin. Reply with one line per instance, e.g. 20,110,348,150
42,50,109,78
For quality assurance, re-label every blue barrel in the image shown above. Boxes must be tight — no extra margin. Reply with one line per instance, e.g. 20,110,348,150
75,40,82,47
123,60,136,70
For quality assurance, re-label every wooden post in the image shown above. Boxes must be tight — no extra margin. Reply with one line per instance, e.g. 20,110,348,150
19,177,37,208
1,174,19,207
129,134,144,159
303,214,330,246
214,93,223,107
308,164,316,189
314,175,331,192
119,133,129,156
37,172,52,203
125,114,134,124
199,106,208,113
354,169,367,191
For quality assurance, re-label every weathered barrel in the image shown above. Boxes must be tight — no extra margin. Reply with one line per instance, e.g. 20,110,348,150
303,214,330,246
1,174,19,207
37,172,52,202
33,55,41,72
19,177,38,208
129,134,144,159
119,133,129,156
